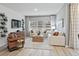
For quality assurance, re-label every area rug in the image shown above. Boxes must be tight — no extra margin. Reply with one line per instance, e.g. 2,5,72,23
24,37,52,50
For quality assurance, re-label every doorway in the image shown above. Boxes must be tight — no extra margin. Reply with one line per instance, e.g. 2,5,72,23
24,15,56,49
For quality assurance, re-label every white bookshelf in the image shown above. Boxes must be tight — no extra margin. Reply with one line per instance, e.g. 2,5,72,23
30,20,51,31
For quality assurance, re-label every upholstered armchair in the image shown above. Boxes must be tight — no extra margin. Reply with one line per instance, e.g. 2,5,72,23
7,31,25,51
49,32,65,46
7,32,17,51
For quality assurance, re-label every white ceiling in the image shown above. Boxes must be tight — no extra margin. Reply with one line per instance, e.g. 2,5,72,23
0,3,64,16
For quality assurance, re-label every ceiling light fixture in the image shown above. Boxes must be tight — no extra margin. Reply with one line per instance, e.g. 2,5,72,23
34,8,38,12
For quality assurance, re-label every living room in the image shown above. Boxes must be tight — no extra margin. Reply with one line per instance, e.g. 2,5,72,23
0,3,79,56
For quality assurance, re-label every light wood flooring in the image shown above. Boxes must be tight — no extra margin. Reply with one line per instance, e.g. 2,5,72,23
0,37,79,56
0,46,79,56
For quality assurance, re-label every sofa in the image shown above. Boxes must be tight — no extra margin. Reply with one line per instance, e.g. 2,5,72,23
49,32,65,46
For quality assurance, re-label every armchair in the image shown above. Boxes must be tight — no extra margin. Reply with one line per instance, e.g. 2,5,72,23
49,32,65,46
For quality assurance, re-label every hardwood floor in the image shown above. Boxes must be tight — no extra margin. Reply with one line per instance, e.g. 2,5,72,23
0,46,79,56
0,37,79,56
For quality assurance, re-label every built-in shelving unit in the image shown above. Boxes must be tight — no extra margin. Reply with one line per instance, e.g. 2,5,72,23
30,20,51,31
0,13,8,38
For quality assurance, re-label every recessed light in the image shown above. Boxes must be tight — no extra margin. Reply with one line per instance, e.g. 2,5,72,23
34,8,38,11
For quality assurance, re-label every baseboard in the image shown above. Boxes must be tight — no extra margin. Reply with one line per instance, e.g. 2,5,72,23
0,44,7,51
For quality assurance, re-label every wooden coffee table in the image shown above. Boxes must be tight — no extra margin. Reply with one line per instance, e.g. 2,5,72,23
32,35,43,42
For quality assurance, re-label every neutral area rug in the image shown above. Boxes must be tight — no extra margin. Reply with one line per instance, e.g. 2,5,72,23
24,37,52,50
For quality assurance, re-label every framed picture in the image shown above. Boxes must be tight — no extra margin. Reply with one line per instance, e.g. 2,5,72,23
11,19,21,28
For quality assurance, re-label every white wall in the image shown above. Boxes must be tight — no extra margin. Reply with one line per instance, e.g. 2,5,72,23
0,5,24,47
50,15,56,31
56,4,69,46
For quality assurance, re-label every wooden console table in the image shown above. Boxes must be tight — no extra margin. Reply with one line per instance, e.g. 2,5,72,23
32,35,43,42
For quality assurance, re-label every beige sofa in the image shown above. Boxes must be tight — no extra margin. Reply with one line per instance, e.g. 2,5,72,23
49,32,65,46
